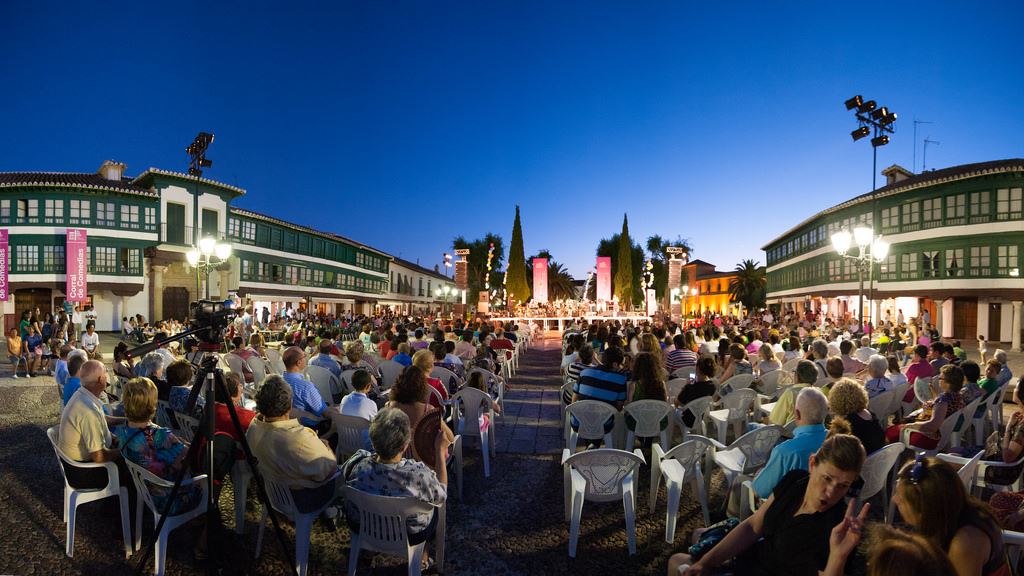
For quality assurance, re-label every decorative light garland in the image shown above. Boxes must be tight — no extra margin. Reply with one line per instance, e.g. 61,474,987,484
484,242,494,290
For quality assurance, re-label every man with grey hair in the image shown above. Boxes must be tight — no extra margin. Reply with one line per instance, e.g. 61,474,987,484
808,338,829,378
855,335,878,364
768,360,818,426
751,386,829,499
342,406,450,566
246,374,340,512
864,354,893,399
994,349,1013,387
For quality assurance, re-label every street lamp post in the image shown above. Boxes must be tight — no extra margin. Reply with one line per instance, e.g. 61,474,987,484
435,285,453,315
187,236,232,300
831,226,889,331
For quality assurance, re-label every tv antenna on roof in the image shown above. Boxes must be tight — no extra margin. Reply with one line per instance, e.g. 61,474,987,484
912,119,933,173
923,137,941,171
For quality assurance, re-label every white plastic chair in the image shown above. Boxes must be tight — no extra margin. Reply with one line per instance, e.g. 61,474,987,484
246,356,269,391
125,460,209,576
900,403,971,457
173,413,198,443
974,382,1008,445
675,396,713,439
343,485,445,576
230,458,253,535
666,378,689,402
622,399,674,452
856,442,903,524
710,425,784,511
304,364,339,406
379,359,404,390
561,447,646,557
952,397,984,449
651,436,715,541
708,388,758,444
46,427,132,558
451,387,497,477
781,358,800,371
564,400,620,451
255,471,337,576
339,370,362,396
467,366,505,410
155,400,175,429
1004,529,1024,572
224,354,247,379
867,391,895,426
430,366,463,393
888,380,912,421
756,370,784,402
719,374,755,396
330,412,372,463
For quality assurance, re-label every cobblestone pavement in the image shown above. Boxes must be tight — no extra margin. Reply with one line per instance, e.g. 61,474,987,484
1,334,1022,575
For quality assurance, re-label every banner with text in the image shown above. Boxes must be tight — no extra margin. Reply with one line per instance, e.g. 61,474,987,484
0,230,7,301
532,258,548,304
596,256,611,302
66,229,88,302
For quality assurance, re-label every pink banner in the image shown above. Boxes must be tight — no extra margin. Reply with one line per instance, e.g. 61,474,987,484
596,256,612,302
532,258,548,304
66,229,88,302
0,230,7,301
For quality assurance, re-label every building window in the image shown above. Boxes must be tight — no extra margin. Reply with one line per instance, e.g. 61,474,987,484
144,207,156,230
921,198,942,228
93,247,118,273
69,200,90,225
0,200,9,223
228,218,240,238
879,254,897,281
95,202,116,226
969,191,991,223
901,253,918,279
241,220,255,241
921,251,940,278
44,199,63,224
969,246,991,277
945,194,965,225
997,245,1019,276
241,260,251,278
881,206,899,232
17,199,39,223
120,205,140,229
996,188,1023,220
42,245,65,272
15,245,38,272
119,248,140,274
901,201,920,230
945,248,963,277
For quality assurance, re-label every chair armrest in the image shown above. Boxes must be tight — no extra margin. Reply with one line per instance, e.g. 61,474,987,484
660,460,685,484
708,438,728,450
561,448,572,466
569,467,587,495
633,448,647,465
180,473,210,487
936,453,970,467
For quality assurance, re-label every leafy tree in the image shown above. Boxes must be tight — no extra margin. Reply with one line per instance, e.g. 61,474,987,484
451,233,504,306
505,205,531,305
614,214,634,308
729,259,767,310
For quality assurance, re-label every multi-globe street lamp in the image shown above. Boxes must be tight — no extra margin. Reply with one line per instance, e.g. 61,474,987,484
186,236,232,300
831,226,889,331
435,284,454,314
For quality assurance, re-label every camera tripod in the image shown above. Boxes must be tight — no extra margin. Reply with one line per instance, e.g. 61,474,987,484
127,329,295,574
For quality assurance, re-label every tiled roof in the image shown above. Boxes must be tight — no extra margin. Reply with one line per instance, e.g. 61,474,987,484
132,168,246,197
761,158,1024,250
0,171,157,197
391,256,453,282
228,207,392,259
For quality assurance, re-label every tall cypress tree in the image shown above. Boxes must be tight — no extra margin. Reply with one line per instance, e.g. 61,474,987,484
505,205,531,305
614,213,633,308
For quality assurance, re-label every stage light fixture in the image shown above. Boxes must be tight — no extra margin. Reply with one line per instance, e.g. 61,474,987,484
851,126,871,141
870,106,888,120
871,135,889,147
844,95,863,110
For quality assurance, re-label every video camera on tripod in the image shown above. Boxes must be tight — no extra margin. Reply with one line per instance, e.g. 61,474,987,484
189,299,237,347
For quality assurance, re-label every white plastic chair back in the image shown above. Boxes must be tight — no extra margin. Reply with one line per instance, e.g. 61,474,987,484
304,364,338,406
329,413,371,462
758,370,783,397
723,388,757,420
730,425,784,475
957,450,984,490
224,354,246,377
914,377,934,403
814,376,833,389
720,374,755,395
379,359,404,390
868,391,895,424
155,400,175,429
676,396,713,436
265,347,282,366
47,426,132,558
430,366,462,391
174,413,199,443
667,378,689,401
342,485,438,575
1004,529,1024,573
952,397,984,448
622,399,674,443
339,370,360,395
781,358,800,371
246,356,268,390
858,442,903,502
565,400,619,444
669,367,695,380
888,380,912,416
562,448,645,503
451,387,495,438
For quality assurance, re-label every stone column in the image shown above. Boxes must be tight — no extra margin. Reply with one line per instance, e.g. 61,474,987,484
120,295,129,330
219,269,231,301
935,298,945,339
152,265,166,321
1013,301,1022,351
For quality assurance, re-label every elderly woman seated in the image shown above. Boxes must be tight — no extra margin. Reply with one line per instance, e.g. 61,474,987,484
863,354,893,399
342,407,451,572
885,364,966,449
134,351,169,400
246,374,341,513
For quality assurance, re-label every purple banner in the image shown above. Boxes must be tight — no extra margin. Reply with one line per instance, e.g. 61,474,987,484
0,230,7,301
532,258,548,304
66,229,88,302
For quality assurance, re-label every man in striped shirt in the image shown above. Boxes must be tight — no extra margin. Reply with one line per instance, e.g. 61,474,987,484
665,333,698,377
573,346,628,409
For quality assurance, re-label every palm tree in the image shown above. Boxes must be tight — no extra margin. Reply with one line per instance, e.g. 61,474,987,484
547,261,576,301
729,259,767,310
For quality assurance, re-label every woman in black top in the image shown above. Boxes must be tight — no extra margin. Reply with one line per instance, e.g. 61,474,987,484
828,378,885,455
675,355,717,428
669,433,867,576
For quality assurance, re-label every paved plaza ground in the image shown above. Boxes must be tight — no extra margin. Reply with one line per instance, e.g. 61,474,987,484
0,334,1022,575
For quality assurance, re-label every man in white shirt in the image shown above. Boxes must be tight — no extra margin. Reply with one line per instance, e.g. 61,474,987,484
339,370,378,450
80,324,101,360
854,335,878,364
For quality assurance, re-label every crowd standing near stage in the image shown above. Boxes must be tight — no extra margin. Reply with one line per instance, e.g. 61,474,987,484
558,308,1017,576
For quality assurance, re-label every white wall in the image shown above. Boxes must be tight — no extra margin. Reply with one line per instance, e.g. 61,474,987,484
160,184,229,239
941,298,954,339
1001,302,1014,342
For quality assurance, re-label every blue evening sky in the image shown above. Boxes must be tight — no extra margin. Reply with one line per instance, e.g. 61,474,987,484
2,1,1022,278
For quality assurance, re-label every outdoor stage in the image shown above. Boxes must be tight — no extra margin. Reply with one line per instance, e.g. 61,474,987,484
490,315,653,331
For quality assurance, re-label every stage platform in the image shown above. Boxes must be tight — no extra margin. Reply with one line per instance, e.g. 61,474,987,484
490,315,652,331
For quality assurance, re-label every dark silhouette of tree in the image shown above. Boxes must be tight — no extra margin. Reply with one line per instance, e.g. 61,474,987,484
451,233,504,306
505,205,531,305
729,259,767,310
